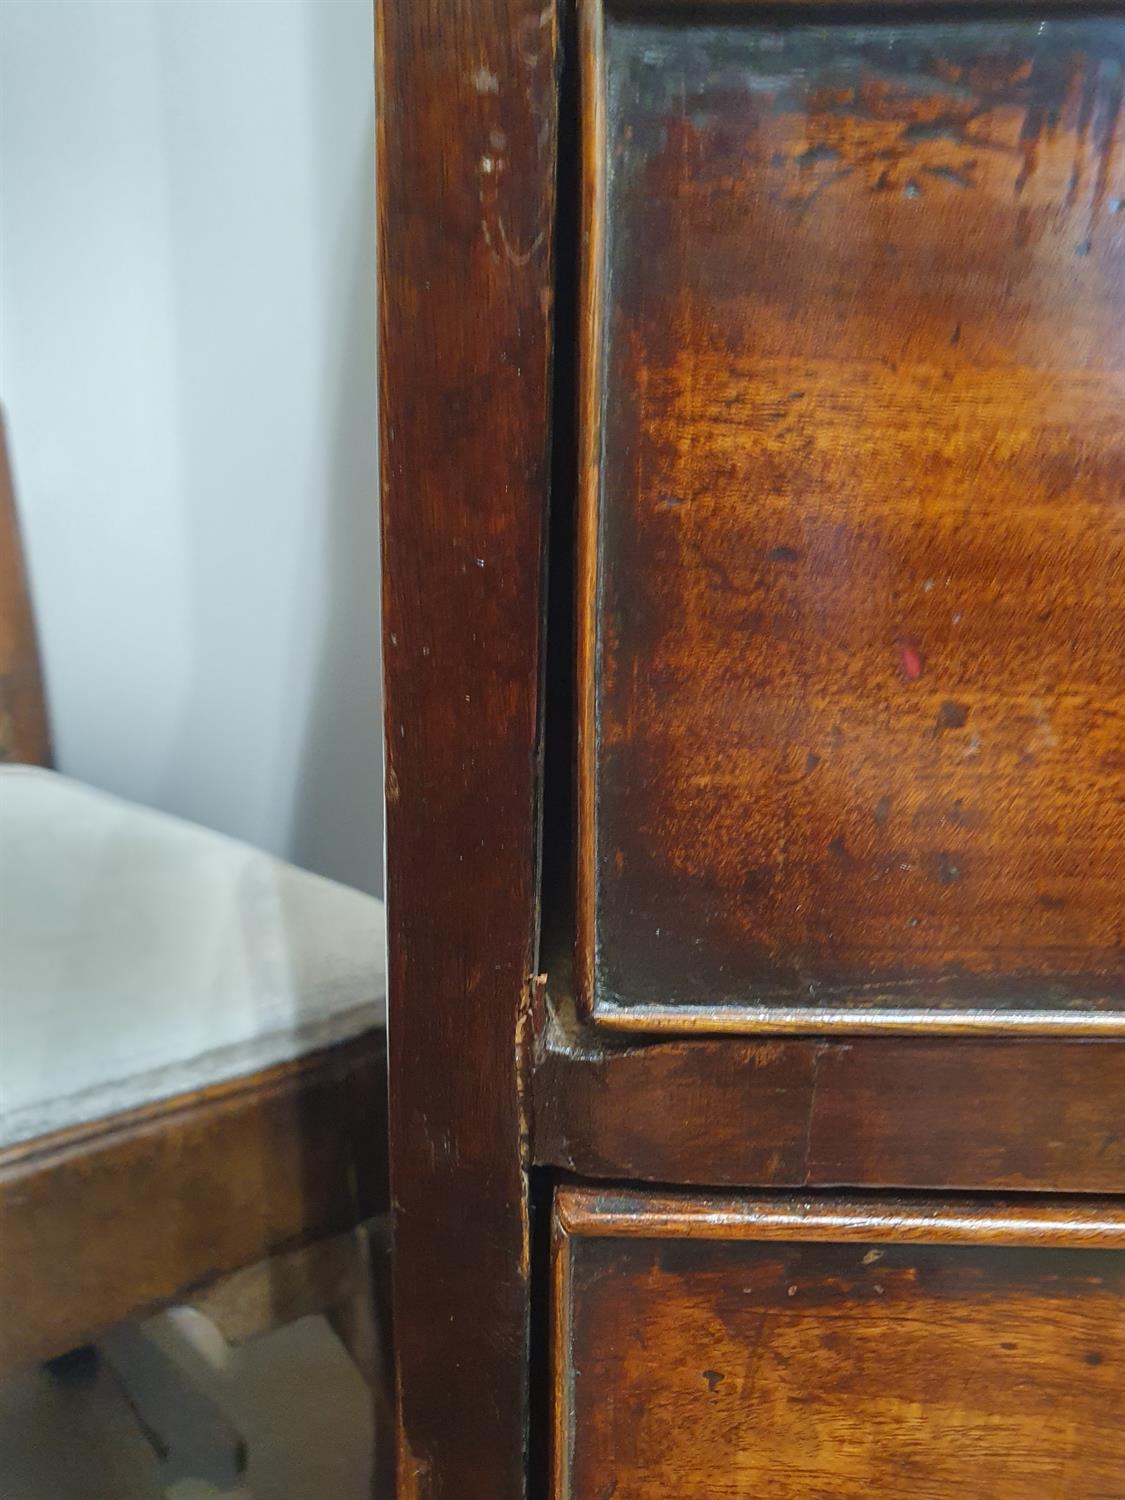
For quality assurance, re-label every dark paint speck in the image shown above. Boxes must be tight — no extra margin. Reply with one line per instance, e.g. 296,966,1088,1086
937,699,970,730
935,854,964,885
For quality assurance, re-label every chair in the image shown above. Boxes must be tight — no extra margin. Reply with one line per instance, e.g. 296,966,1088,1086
0,409,390,1496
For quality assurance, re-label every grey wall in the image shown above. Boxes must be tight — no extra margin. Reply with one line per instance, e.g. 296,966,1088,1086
0,0,383,895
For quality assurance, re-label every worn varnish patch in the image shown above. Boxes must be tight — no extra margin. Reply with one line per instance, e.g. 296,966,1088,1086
583,15,1125,1028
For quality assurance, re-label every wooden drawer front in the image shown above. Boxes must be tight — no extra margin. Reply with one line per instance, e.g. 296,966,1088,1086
577,3,1125,1035
554,1188,1125,1499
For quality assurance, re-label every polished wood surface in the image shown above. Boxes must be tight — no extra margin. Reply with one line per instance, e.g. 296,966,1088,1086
0,1033,387,1373
556,1185,1125,1244
533,1003,1125,1193
578,7,1125,1033
377,0,559,1492
554,1187,1125,1499
379,2,1125,1492
0,409,51,767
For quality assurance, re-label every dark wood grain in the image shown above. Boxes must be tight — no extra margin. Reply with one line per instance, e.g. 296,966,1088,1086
377,0,558,1493
533,1006,1125,1193
808,1036,1125,1191
578,6,1125,1033
0,408,51,766
0,1034,387,1373
554,1187,1125,1500
618,0,1115,9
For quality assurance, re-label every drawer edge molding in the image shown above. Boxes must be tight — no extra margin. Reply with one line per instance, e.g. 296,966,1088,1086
593,1000,1125,1039
556,1187,1125,1248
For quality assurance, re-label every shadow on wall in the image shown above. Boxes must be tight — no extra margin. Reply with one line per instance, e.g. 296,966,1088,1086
0,0,382,896
150,0,383,896
288,10,383,898
0,21,386,1490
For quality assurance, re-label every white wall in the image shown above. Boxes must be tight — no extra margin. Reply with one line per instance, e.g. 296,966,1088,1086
0,0,383,895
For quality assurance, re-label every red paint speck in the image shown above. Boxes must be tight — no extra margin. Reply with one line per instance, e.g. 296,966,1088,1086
898,642,923,680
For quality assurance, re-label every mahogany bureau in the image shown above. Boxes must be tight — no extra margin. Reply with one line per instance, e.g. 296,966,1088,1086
378,2,1125,1496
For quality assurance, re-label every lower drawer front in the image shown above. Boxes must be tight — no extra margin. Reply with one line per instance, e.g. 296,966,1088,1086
553,1190,1125,1500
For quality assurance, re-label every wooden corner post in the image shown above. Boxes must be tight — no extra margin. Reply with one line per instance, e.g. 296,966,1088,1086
377,0,559,1494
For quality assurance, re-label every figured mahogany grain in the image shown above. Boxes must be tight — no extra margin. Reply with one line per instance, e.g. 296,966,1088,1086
378,0,558,1494
580,9,1125,1031
554,1188,1125,1500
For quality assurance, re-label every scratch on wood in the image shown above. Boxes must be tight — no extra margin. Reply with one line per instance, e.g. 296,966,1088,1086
802,1042,828,1186
499,219,547,267
736,1310,773,1400
517,3,555,66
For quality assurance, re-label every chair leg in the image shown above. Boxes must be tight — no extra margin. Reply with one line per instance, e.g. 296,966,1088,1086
323,1220,394,1499
51,1228,391,1498
180,1220,394,1498
97,1323,248,1497
42,1343,101,1387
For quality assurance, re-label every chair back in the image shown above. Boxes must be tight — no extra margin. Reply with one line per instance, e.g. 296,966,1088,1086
0,409,51,765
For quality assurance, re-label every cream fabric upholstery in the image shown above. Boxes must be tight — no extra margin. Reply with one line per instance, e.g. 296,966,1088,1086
0,767,386,1150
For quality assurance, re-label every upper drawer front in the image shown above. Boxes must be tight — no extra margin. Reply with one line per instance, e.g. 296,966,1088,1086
577,2,1125,1035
